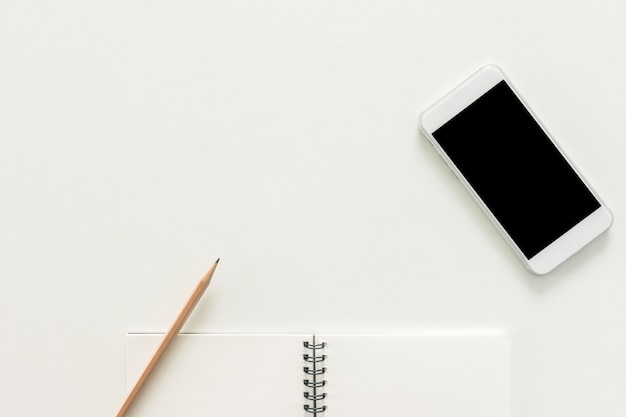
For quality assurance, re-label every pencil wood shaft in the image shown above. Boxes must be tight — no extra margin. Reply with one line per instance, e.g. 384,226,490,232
115,259,220,417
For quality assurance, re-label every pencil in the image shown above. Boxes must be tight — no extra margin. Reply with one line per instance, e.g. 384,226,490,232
115,258,220,417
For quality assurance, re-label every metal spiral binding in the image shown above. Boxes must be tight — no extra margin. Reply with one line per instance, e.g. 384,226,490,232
303,336,327,415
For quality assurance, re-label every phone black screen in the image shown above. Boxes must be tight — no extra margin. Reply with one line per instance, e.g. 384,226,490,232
432,80,600,259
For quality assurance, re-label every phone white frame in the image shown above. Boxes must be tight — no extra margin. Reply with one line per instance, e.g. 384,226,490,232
419,64,613,275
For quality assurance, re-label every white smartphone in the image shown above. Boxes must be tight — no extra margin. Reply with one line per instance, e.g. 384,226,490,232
419,65,612,275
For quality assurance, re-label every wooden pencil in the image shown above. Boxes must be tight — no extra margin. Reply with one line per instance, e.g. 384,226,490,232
115,258,220,417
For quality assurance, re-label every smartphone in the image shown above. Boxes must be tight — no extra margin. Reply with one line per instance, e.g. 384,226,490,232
419,65,612,275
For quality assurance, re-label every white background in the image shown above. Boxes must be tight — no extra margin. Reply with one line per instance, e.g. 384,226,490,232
1,1,625,416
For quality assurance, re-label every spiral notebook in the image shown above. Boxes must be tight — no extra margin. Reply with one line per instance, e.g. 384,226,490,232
126,333,510,417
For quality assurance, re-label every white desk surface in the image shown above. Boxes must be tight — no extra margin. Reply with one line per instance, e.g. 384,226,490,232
1,1,625,416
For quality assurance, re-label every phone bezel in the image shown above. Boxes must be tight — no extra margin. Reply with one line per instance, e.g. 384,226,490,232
419,64,612,275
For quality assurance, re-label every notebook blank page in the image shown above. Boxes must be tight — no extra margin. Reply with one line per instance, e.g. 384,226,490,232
126,334,306,417
321,334,510,417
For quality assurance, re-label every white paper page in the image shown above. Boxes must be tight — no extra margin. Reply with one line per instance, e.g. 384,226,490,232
126,334,306,417
320,333,510,417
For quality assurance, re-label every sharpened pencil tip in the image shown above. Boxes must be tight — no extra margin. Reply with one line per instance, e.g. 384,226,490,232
216,258,220,264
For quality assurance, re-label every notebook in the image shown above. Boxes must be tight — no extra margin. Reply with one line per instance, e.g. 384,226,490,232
126,333,510,417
